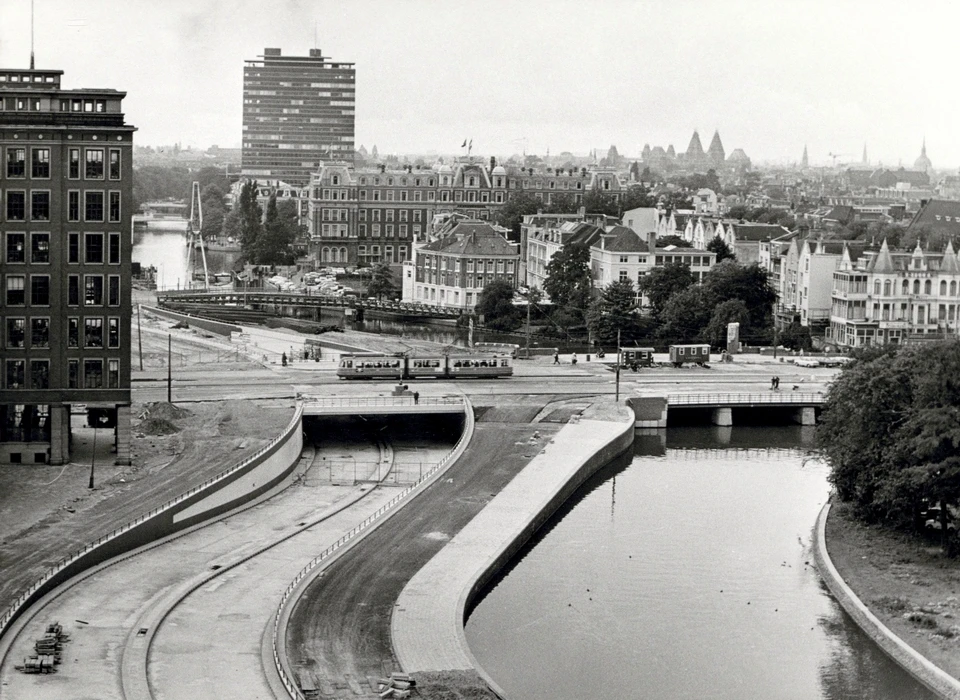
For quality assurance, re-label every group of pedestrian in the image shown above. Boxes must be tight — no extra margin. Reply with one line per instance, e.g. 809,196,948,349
770,375,781,390
552,351,578,365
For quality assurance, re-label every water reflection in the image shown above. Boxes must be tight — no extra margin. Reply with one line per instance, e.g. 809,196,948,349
465,427,935,700
132,230,238,291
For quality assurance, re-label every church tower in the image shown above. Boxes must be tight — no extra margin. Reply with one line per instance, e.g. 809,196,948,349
801,145,808,169
707,130,725,169
914,138,932,173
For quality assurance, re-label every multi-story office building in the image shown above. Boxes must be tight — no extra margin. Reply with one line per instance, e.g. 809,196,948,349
0,66,135,465
242,48,355,186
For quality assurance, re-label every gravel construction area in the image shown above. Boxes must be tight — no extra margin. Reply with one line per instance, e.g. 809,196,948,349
825,502,960,681
0,394,293,618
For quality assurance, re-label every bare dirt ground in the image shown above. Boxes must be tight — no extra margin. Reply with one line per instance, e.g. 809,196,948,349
826,502,960,680
0,324,294,617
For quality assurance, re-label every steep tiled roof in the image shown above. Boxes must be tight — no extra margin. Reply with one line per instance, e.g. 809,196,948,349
595,226,650,253
422,222,517,256
728,222,791,241
908,199,960,237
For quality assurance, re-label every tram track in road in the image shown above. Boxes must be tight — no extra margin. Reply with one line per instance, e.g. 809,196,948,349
0,431,408,700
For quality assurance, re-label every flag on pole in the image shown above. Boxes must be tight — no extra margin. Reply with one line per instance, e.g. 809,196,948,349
468,139,473,149
461,139,467,148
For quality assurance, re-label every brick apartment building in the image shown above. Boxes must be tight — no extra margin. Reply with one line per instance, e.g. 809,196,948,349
0,66,135,465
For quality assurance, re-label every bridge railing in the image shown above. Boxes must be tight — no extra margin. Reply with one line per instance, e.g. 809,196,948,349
300,395,464,408
666,392,824,406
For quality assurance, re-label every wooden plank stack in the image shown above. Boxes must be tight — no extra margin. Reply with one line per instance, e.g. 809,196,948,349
15,622,70,674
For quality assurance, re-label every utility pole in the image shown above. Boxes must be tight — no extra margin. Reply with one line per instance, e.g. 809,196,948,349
615,329,621,402
525,299,531,358
167,334,172,403
137,305,143,371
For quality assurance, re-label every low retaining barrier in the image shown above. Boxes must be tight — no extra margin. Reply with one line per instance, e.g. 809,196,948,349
0,404,304,643
814,503,960,700
141,304,242,336
270,398,475,700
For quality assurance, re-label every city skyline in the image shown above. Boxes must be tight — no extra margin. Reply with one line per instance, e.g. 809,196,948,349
0,0,956,167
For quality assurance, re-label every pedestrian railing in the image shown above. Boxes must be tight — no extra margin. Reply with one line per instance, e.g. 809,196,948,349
666,392,824,406
270,397,475,700
0,404,305,643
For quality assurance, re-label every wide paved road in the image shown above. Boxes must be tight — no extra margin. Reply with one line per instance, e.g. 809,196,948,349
284,395,567,696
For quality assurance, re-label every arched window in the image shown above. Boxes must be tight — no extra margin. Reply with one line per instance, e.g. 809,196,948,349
952,281,958,296
340,247,348,262
924,279,932,294
902,280,910,294
883,280,891,296
321,247,330,262
941,281,948,296
913,280,920,294
874,280,881,295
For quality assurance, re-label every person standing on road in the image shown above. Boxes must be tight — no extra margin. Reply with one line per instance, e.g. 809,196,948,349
571,353,578,365
553,351,560,364
413,391,420,405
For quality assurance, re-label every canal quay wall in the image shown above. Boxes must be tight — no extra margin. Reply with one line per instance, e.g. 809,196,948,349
815,503,960,700
390,401,636,691
0,406,304,643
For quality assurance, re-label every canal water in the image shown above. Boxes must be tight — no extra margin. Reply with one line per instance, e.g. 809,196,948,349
465,426,936,700
132,229,238,291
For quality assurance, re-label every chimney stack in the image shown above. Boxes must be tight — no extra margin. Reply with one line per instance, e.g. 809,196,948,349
647,230,656,253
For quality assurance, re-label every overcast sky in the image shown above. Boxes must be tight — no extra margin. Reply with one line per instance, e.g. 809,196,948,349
1,0,956,168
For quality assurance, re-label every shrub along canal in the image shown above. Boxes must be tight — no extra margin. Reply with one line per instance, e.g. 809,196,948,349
465,426,937,700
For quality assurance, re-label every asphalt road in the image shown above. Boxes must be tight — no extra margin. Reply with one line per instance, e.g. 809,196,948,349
284,397,563,694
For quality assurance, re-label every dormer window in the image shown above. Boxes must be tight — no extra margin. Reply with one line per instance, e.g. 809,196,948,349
332,175,340,185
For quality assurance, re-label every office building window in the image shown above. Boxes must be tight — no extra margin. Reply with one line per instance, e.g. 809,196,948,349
109,149,121,180
6,191,25,220
31,318,49,348
68,359,79,388
68,233,80,263
6,233,25,263
6,147,25,177
6,275,25,305
85,233,104,263
108,318,120,348
68,276,80,306
68,191,80,221
108,233,121,264
108,359,120,388
6,360,25,389
6,318,25,348
31,191,50,221
68,318,79,347
31,148,50,178
31,360,49,390
85,318,104,347
68,148,80,179
85,192,104,221
84,359,103,388
85,149,104,179
108,276,120,306
31,233,50,263
109,192,121,222
85,275,103,305
31,275,50,305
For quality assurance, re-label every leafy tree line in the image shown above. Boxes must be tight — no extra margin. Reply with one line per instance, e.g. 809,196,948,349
236,181,303,266
817,342,960,552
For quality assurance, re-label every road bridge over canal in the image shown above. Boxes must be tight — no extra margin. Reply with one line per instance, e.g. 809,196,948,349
633,392,825,428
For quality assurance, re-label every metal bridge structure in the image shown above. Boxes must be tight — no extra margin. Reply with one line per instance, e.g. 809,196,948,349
185,181,210,290
156,288,464,320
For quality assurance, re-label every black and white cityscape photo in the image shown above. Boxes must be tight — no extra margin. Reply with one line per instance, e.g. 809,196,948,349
1,1,960,698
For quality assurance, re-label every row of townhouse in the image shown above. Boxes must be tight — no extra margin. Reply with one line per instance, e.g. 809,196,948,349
828,239,960,348
305,160,627,268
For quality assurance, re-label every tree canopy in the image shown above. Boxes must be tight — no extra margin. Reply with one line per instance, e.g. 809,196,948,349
366,263,397,300
638,262,694,320
238,181,263,262
817,343,960,549
255,195,297,265
495,191,541,238
544,242,592,310
477,280,522,331
586,280,651,345
706,236,736,262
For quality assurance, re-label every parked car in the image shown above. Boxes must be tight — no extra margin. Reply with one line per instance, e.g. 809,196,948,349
924,506,956,532
794,357,820,368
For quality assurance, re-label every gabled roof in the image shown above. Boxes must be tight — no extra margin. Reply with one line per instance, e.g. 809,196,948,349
908,199,960,236
727,222,791,241
421,221,517,256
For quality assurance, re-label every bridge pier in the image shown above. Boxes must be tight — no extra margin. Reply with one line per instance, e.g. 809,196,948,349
792,406,817,426
710,407,733,426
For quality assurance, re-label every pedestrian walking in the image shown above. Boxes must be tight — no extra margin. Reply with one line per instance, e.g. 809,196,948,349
413,391,420,405
771,376,776,391
774,376,780,390
553,351,560,364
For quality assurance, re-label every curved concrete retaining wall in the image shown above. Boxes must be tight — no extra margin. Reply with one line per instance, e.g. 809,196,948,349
391,403,636,696
270,399,475,700
814,503,960,700
142,304,242,336
0,405,303,642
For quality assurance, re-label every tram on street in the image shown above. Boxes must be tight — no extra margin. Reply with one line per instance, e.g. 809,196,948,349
337,353,513,380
